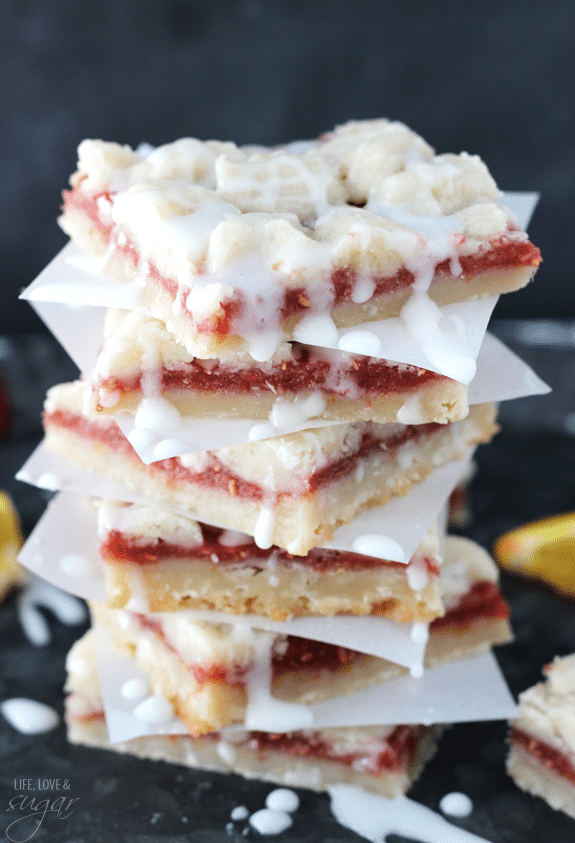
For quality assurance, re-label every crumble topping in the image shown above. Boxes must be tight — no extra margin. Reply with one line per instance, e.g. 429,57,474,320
66,119,521,289
513,654,575,755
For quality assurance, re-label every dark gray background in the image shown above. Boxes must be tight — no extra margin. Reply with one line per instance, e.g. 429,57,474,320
2,0,574,334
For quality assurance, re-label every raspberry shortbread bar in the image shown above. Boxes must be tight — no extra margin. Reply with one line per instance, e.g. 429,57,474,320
97,500,443,620
508,654,575,819
65,629,443,797
59,119,540,360
92,536,511,735
43,380,498,554
87,309,468,425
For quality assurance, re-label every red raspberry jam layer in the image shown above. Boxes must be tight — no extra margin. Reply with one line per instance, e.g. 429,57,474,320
64,694,105,723
93,344,444,406
100,522,440,575
245,724,424,775
430,581,509,632
137,613,362,685
134,579,507,688
44,407,440,498
510,728,575,787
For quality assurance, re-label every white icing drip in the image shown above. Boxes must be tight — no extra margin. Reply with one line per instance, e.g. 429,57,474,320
162,196,242,265
17,577,86,646
218,529,253,547
269,394,327,429
292,313,339,346
410,622,430,645
351,535,406,563
265,789,300,813
125,595,149,613
246,330,284,362
134,396,182,434
128,427,157,450
337,330,382,357
249,809,292,836
440,792,474,818
216,740,236,764
396,441,416,471
114,609,134,631
329,784,490,843
59,553,99,578
410,663,425,679
396,394,423,424
230,806,249,821
121,677,152,701
253,507,276,550
249,423,276,441
0,698,59,735
350,276,376,304
244,636,314,732
406,560,430,592
153,438,193,460
400,293,476,383
124,565,150,611
216,151,338,219
367,200,467,239
98,389,121,408
133,694,175,725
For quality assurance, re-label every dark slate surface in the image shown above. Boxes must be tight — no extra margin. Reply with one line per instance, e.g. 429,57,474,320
1,323,575,842
1,0,575,334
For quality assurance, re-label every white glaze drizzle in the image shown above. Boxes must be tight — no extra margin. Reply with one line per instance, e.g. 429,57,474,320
249,423,276,442
0,698,60,735
329,784,490,843
292,313,339,347
218,529,253,547
410,663,425,679
337,330,382,357
400,292,476,383
17,577,86,647
265,789,300,813
440,792,474,818
396,393,423,424
59,553,100,578
406,559,429,592
216,739,236,764
125,567,150,613
253,507,276,550
248,808,292,836
246,330,284,363
244,634,314,732
410,622,430,646
133,693,175,725
121,677,152,701
268,393,326,430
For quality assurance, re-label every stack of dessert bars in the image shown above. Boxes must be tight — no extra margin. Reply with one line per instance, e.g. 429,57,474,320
17,119,544,795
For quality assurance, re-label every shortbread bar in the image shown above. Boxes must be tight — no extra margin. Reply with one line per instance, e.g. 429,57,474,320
65,629,443,797
97,500,443,621
43,380,498,555
86,309,468,425
92,536,511,735
59,119,540,360
507,654,575,819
